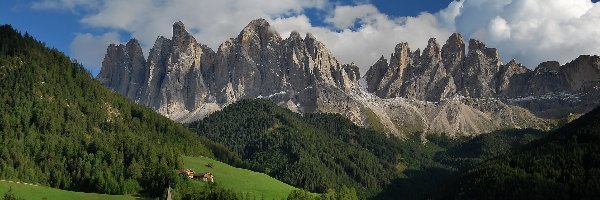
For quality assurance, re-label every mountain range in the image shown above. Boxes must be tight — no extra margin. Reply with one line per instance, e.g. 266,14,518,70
2,23,599,199
98,19,600,137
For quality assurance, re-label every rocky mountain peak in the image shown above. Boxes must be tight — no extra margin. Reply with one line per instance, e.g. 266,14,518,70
238,18,281,46
393,42,411,64
305,32,317,41
173,21,187,35
389,43,411,77
126,38,141,48
172,21,196,44
442,33,465,74
99,20,600,137
124,39,143,57
245,18,269,29
364,55,389,93
98,38,147,101
468,39,500,61
467,39,485,52
289,31,302,40
560,55,600,91
446,33,464,46
423,38,442,61
505,59,530,73
536,61,561,73
377,55,387,63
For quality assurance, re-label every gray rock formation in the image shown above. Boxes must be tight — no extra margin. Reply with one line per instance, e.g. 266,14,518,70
99,19,361,122
365,33,600,119
141,22,212,117
97,39,146,100
98,19,599,137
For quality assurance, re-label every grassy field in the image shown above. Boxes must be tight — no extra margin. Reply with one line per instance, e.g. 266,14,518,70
0,181,140,200
0,156,305,200
182,156,302,200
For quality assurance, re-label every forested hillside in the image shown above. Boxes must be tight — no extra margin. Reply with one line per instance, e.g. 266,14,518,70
188,99,549,199
0,25,214,197
188,99,402,198
439,106,600,199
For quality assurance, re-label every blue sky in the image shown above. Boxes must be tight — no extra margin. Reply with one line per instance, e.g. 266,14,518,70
2,0,600,75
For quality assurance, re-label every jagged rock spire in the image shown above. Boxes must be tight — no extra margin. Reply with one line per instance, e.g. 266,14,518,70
96,19,362,117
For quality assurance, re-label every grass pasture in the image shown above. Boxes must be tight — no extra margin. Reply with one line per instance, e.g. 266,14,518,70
182,156,304,199
0,180,140,200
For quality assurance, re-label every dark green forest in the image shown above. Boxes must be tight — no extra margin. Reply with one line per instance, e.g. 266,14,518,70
0,25,216,196
439,106,600,200
188,99,402,197
2,23,599,200
188,99,551,199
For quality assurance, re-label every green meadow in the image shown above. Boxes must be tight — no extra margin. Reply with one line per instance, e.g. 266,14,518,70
0,181,140,200
182,156,306,199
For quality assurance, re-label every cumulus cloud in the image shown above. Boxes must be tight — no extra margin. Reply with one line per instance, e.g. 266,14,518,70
77,0,327,49
34,0,600,74
69,32,120,72
455,0,600,67
324,4,380,29
33,0,454,73
274,4,455,71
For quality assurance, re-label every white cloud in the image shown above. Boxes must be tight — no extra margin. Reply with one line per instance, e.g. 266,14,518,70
77,0,328,49
69,32,120,71
455,0,600,67
324,4,379,29
274,4,455,72
488,16,511,42
34,0,600,74
32,0,454,73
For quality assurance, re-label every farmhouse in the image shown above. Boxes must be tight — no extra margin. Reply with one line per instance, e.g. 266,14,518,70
193,172,215,182
177,169,194,179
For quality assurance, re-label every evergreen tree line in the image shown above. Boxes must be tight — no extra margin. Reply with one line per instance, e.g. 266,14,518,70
187,99,405,198
188,98,565,199
436,106,600,199
0,25,216,197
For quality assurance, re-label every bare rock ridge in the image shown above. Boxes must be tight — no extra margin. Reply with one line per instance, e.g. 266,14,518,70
98,19,600,137
98,39,146,100
366,33,600,118
100,19,360,123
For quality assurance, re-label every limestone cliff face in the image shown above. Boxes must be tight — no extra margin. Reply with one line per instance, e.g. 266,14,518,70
458,39,502,98
206,19,360,113
98,39,146,100
209,19,285,104
143,22,211,117
366,38,458,102
99,19,360,122
495,59,531,97
98,19,599,137
365,33,600,119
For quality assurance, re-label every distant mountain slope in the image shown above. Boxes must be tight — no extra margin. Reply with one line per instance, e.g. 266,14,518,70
439,106,600,199
0,25,213,197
